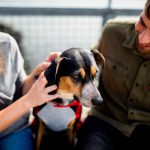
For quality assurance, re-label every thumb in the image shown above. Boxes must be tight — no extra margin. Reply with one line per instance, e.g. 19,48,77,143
46,52,61,62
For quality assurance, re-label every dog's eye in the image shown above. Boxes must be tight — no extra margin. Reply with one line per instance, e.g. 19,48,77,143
91,72,97,80
92,70,98,78
72,75,81,81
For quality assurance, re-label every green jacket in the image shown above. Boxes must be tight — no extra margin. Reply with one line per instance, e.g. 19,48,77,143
90,18,150,137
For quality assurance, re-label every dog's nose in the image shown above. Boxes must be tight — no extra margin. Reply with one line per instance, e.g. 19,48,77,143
92,98,103,105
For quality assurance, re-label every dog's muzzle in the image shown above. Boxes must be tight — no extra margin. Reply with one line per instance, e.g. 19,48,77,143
80,82,103,107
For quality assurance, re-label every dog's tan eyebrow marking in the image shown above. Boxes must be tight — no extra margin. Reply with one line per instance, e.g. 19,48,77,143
80,68,85,78
90,66,97,77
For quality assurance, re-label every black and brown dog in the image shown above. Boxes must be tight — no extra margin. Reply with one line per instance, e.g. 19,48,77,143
35,47,105,150
44,47,104,107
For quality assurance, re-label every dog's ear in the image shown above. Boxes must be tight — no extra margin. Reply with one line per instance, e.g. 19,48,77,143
44,57,67,86
44,57,63,85
91,49,105,68
44,59,57,86
54,57,71,79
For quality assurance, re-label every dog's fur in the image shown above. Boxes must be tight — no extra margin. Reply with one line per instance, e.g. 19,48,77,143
44,47,104,107
35,48,105,150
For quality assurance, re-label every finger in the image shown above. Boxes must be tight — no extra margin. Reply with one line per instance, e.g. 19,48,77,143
46,52,60,62
47,93,60,101
38,72,47,87
44,85,57,94
38,72,45,80
40,62,51,71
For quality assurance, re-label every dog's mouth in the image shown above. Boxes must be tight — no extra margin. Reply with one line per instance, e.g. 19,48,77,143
47,87,76,106
48,83,102,107
48,90,63,105
52,98,63,104
51,98,74,106
51,94,78,106
79,82,103,107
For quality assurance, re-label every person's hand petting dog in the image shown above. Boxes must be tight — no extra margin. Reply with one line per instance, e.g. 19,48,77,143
0,52,60,132
23,52,60,94
24,72,60,108
0,72,60,132
31,52,61,79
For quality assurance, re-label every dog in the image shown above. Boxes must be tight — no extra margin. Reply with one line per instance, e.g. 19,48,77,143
44,47,104,107
34,47,105,150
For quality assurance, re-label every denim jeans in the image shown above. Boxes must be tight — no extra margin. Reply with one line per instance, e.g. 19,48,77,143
74,116,150,150
0,127,33,150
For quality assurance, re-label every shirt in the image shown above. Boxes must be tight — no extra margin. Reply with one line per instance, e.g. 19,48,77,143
90,18,150,137
0,32,29,138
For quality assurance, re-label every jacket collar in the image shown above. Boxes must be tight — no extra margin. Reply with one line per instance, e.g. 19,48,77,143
122,27,146,58
122,28,138,50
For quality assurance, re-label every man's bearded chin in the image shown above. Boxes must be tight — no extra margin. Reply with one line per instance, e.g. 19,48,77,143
0,50,5,75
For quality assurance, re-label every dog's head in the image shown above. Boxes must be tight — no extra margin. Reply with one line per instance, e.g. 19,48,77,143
44,48,104,107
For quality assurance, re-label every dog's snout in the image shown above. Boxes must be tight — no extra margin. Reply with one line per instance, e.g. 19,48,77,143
92,98,103,105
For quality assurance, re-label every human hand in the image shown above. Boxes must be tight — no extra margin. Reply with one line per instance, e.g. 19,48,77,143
23,51,61,94
45,51,61,62
31,52,61,79
25,72,60,108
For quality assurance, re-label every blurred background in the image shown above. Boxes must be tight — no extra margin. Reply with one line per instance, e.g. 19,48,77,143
0,0,146,73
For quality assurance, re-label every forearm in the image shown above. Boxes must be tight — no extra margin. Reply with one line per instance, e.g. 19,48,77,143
0,73,59,132
0,95,31,132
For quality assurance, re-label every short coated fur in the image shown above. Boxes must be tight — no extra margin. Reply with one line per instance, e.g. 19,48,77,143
44,47,104,107
35,48,105,150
